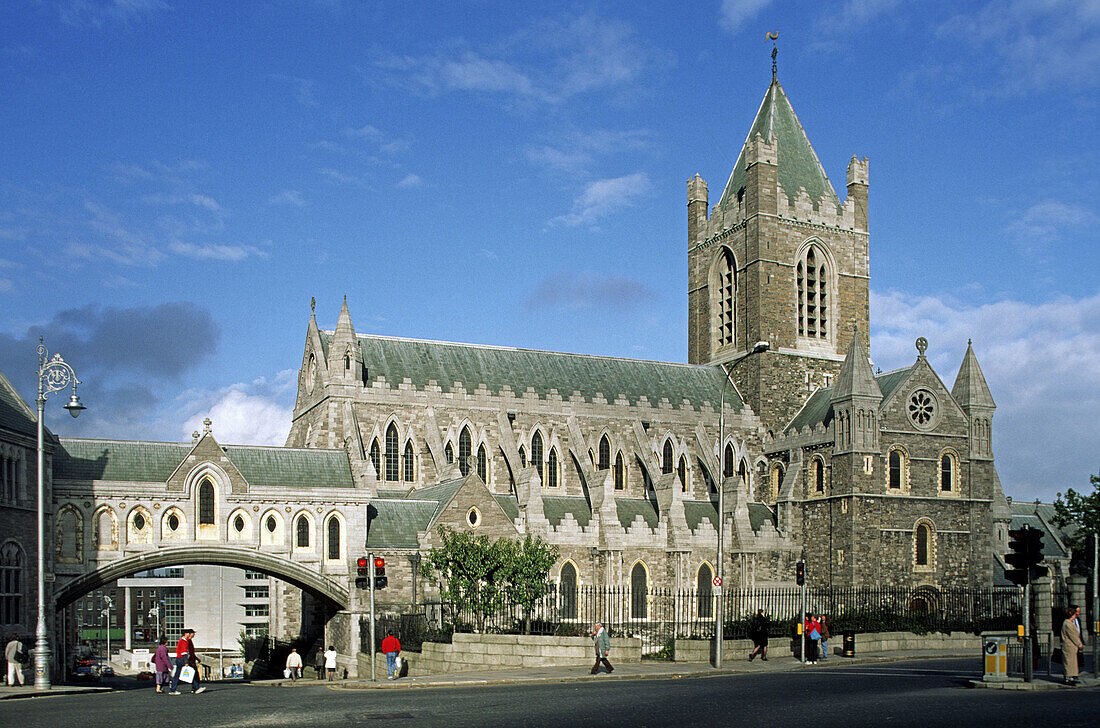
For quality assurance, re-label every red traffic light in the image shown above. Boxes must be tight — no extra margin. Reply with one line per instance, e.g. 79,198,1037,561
357,558,368,569
374,557,385,570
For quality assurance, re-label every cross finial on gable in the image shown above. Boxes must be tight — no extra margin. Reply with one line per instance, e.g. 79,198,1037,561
203,417,212,435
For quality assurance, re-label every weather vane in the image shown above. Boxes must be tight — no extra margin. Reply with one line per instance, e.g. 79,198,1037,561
767,32,779,80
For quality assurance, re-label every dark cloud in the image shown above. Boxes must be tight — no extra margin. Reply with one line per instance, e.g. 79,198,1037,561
0,302,220,435
527,271,654,312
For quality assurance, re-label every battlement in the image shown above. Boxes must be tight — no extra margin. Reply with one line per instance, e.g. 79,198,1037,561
847,156,869,186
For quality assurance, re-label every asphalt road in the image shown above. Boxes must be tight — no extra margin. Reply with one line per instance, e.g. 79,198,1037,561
7,658,1099,728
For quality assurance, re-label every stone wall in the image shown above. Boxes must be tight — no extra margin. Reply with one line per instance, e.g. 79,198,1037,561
672,630,979,661
356,632,644,676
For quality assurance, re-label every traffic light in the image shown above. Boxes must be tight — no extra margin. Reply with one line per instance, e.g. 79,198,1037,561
1005,526,1044,586
795,560,805,586
374,557,388,589
355,557,369,589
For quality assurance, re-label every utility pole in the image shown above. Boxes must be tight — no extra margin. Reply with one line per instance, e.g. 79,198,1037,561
714,386,725,668
1094,533,1098,678
369,551,377,682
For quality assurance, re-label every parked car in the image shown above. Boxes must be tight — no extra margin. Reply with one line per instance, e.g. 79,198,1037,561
71,658,100,682
100,665,115,677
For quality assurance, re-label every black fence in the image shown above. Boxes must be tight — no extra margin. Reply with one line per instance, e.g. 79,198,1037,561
362,585,1020,656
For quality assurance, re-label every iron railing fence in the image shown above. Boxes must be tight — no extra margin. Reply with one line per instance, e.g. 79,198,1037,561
361,585,1021,656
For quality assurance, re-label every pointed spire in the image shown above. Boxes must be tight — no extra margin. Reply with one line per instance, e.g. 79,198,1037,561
833,331,881,401
334,296,356,340
952,340,996,409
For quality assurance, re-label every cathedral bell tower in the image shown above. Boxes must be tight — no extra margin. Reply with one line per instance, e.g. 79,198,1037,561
688,59,870,434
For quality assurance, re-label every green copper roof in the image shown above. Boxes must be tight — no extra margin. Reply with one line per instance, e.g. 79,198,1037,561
0,371,37,439
542,496,592,529
365,499,437,548
684,501,717,532
55,438,353,488
719,79,841,212
320,333,743,411
748,503,777,532
494,494,520,522
56,439,190,482
875,366,913,402
616,498,658,530
223,445,354,489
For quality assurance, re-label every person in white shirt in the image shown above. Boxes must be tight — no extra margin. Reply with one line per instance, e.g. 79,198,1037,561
284,648,303,681
323,646,338,681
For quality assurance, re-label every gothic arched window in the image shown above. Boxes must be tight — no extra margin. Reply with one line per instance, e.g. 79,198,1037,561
385,423,400,481
797,244,830,340
476,444,487,482
714,248,736,348
403,440,415,482
614,452,625,490
678,455,688,492
915,522,932,568
723,444,735,478
296,515,310,549
459,427,472,476
631,563,648,620
444,442,454,464
662,440,674,474
560,562,578,620
696,563,713,619
546,447,559,488
326,516,341,560
598,436,611,471
370,439,381,477
531,431,544,480
198,480,215,525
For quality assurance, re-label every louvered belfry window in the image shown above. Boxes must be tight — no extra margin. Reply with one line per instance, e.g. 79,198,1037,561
716,250,735,346
798,245,828,339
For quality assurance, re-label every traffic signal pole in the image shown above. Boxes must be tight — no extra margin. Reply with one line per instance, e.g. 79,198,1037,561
1023,583,1032,683
369,551,376,682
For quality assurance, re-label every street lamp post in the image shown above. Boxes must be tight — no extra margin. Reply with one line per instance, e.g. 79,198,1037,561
102,595,112,668
34,339,86,690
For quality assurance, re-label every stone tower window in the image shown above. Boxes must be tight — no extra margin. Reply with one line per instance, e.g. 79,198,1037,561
739,458,750,494
938,450,959,494
914,521,934,570
678,455,688,492
531,431,544,481
198,480,215,525
888,448,909,491
662,440,674,474
810,457,826,495
715,249,736,348
477,444,487,482
770,462,784,502
598,436,611,471
403,440,415,482
797,245,829,340
459,427,472,477
519,446,526,468
723,444,735,478
614,452,625,490
0,542,24,626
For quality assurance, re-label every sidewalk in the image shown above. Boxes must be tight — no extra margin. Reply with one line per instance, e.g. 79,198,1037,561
254,649,1084,691
0,683,112,700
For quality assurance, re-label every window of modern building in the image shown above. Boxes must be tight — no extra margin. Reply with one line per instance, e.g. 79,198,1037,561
244,586,269,599
244,604,269,618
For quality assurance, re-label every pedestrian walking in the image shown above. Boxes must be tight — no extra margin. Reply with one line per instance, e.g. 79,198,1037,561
5,633,25,687
818,614,831,661
314,648,325,680
169,628,206,695
804,613,821,664
590,622,613,674
323,645,338,681
1060,605,1084,685
748,609,769,661
152,636,172,693
381,632,401,680
285,648,303,681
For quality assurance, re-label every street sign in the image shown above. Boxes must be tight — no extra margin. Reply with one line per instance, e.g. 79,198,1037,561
713,576,722,587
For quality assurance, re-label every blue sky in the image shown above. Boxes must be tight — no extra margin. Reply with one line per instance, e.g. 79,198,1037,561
1,0,1097,503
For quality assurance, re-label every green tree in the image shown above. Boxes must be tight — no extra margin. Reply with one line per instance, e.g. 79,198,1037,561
419,526,511,632
1052,473,1100,551
501,534,559,635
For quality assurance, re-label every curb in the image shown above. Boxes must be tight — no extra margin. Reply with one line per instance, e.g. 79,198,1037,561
0,686,113,701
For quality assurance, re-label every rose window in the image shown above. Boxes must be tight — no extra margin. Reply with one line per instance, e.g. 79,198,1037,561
908,390,936,427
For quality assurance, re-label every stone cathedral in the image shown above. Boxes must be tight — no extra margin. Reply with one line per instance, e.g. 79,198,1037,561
286,69,1011,607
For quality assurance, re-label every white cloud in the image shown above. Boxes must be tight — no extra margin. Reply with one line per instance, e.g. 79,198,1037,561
526,129,650,175
871,289,1100,502
268,189,306,207
1006,200,1098,246
189,193,222,212
527,270,654,312
549,172,651,227
60,0,169,28
169,242,267,262
939,1,1100,94
396,173,421,188
318,167,369,188
179,371,297,446
719,0,775,34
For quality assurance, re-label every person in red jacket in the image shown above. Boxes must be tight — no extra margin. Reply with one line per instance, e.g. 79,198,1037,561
381,632,401,680
169,628,206,695
804,613,822,664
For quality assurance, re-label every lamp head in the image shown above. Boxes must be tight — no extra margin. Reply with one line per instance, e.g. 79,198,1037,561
64,393,86,418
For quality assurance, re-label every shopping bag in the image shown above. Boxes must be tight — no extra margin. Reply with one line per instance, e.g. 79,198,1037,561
284,668,293,679
179,665,196,683
394,655,402,671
